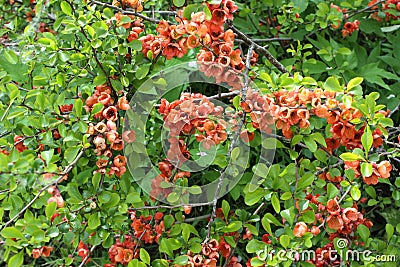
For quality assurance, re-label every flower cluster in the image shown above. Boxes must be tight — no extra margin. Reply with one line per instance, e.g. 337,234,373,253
107,235,139,266
113,13,145,41
77,241,90,262
150,93,227,199
105,212,167,266
47,186,65,208
32,246,53,259
14,135,28,152
323,198,370,232
369,0,400,21
112,0,143,12
341,20,360,37
130,210,166,244
344,160,392,185
137,1,254,89
242,88,327,138
175,238,242,267
85,84,132,177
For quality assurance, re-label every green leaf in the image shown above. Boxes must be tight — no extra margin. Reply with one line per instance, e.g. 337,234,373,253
183,4,201,19
280,234,290,248
304,136,317,152
4,49,18,64
223,221,242,232
357,224,370,242
327,183,339,199
173,0,185,7
6,83,19,100
140,248,151,265
88,213,100,229
246,239,267,253
41,150,54,166
64,146,80,164
127,40,143,51
324,77,342,92
91,103,104,115
60,1,73,16
74,98,83,117
298,173,315,190
8,251,24,267
361,125,373,158
233,95,240,109
386,224,394,241
45,201,57,219
339,152,364,161
347,77,363,91
173,255,188,265
135,64,151,80
271,193,280,213
360,162,372,177
350,186,361,201
1,227,24,239
222,200,230,219
280,207,296,226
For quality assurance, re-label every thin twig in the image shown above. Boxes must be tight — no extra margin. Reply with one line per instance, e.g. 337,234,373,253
228,23,288,74
89,0,162,24
389,102,400,117
128,201,213,211
338,184,352,204
1,148,86,229
345,0,385,19
78,244,98,267
204,45,255,244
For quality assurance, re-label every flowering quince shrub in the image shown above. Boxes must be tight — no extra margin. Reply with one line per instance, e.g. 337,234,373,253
0,0,400,267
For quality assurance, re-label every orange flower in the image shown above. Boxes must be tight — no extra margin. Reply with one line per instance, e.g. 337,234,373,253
186,34,199,49
326,214,344,230
229,49,242,66
117,96,130,110
363,173,379,185
32,248,41,259
326,198,340,215
218,237,231,258
310,226,321,236
211,8,227,24
41,246,53,257
342,207,358,223
14,135,28,152
103,106,118,121
110,138,124,151
224,29,235,43
376,160,392,178
156,20,170,35
122,130,136,143
106,130,119,143
293,222,308,237
113,155,126,167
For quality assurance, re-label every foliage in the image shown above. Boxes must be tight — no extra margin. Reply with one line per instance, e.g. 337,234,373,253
0,0,400,266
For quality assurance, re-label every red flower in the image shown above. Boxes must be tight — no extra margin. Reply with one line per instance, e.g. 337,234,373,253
326,214,344,230
103,106,118,121
293,222,308,237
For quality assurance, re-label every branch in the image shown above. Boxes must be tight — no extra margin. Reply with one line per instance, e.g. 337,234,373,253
204,45,255,244
89,0,162,24
228,23,288,74
389,102,400,117
128,201,213,211
338,184,352,204
345,0,385,19
1,148,86,229
78,244,98,267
